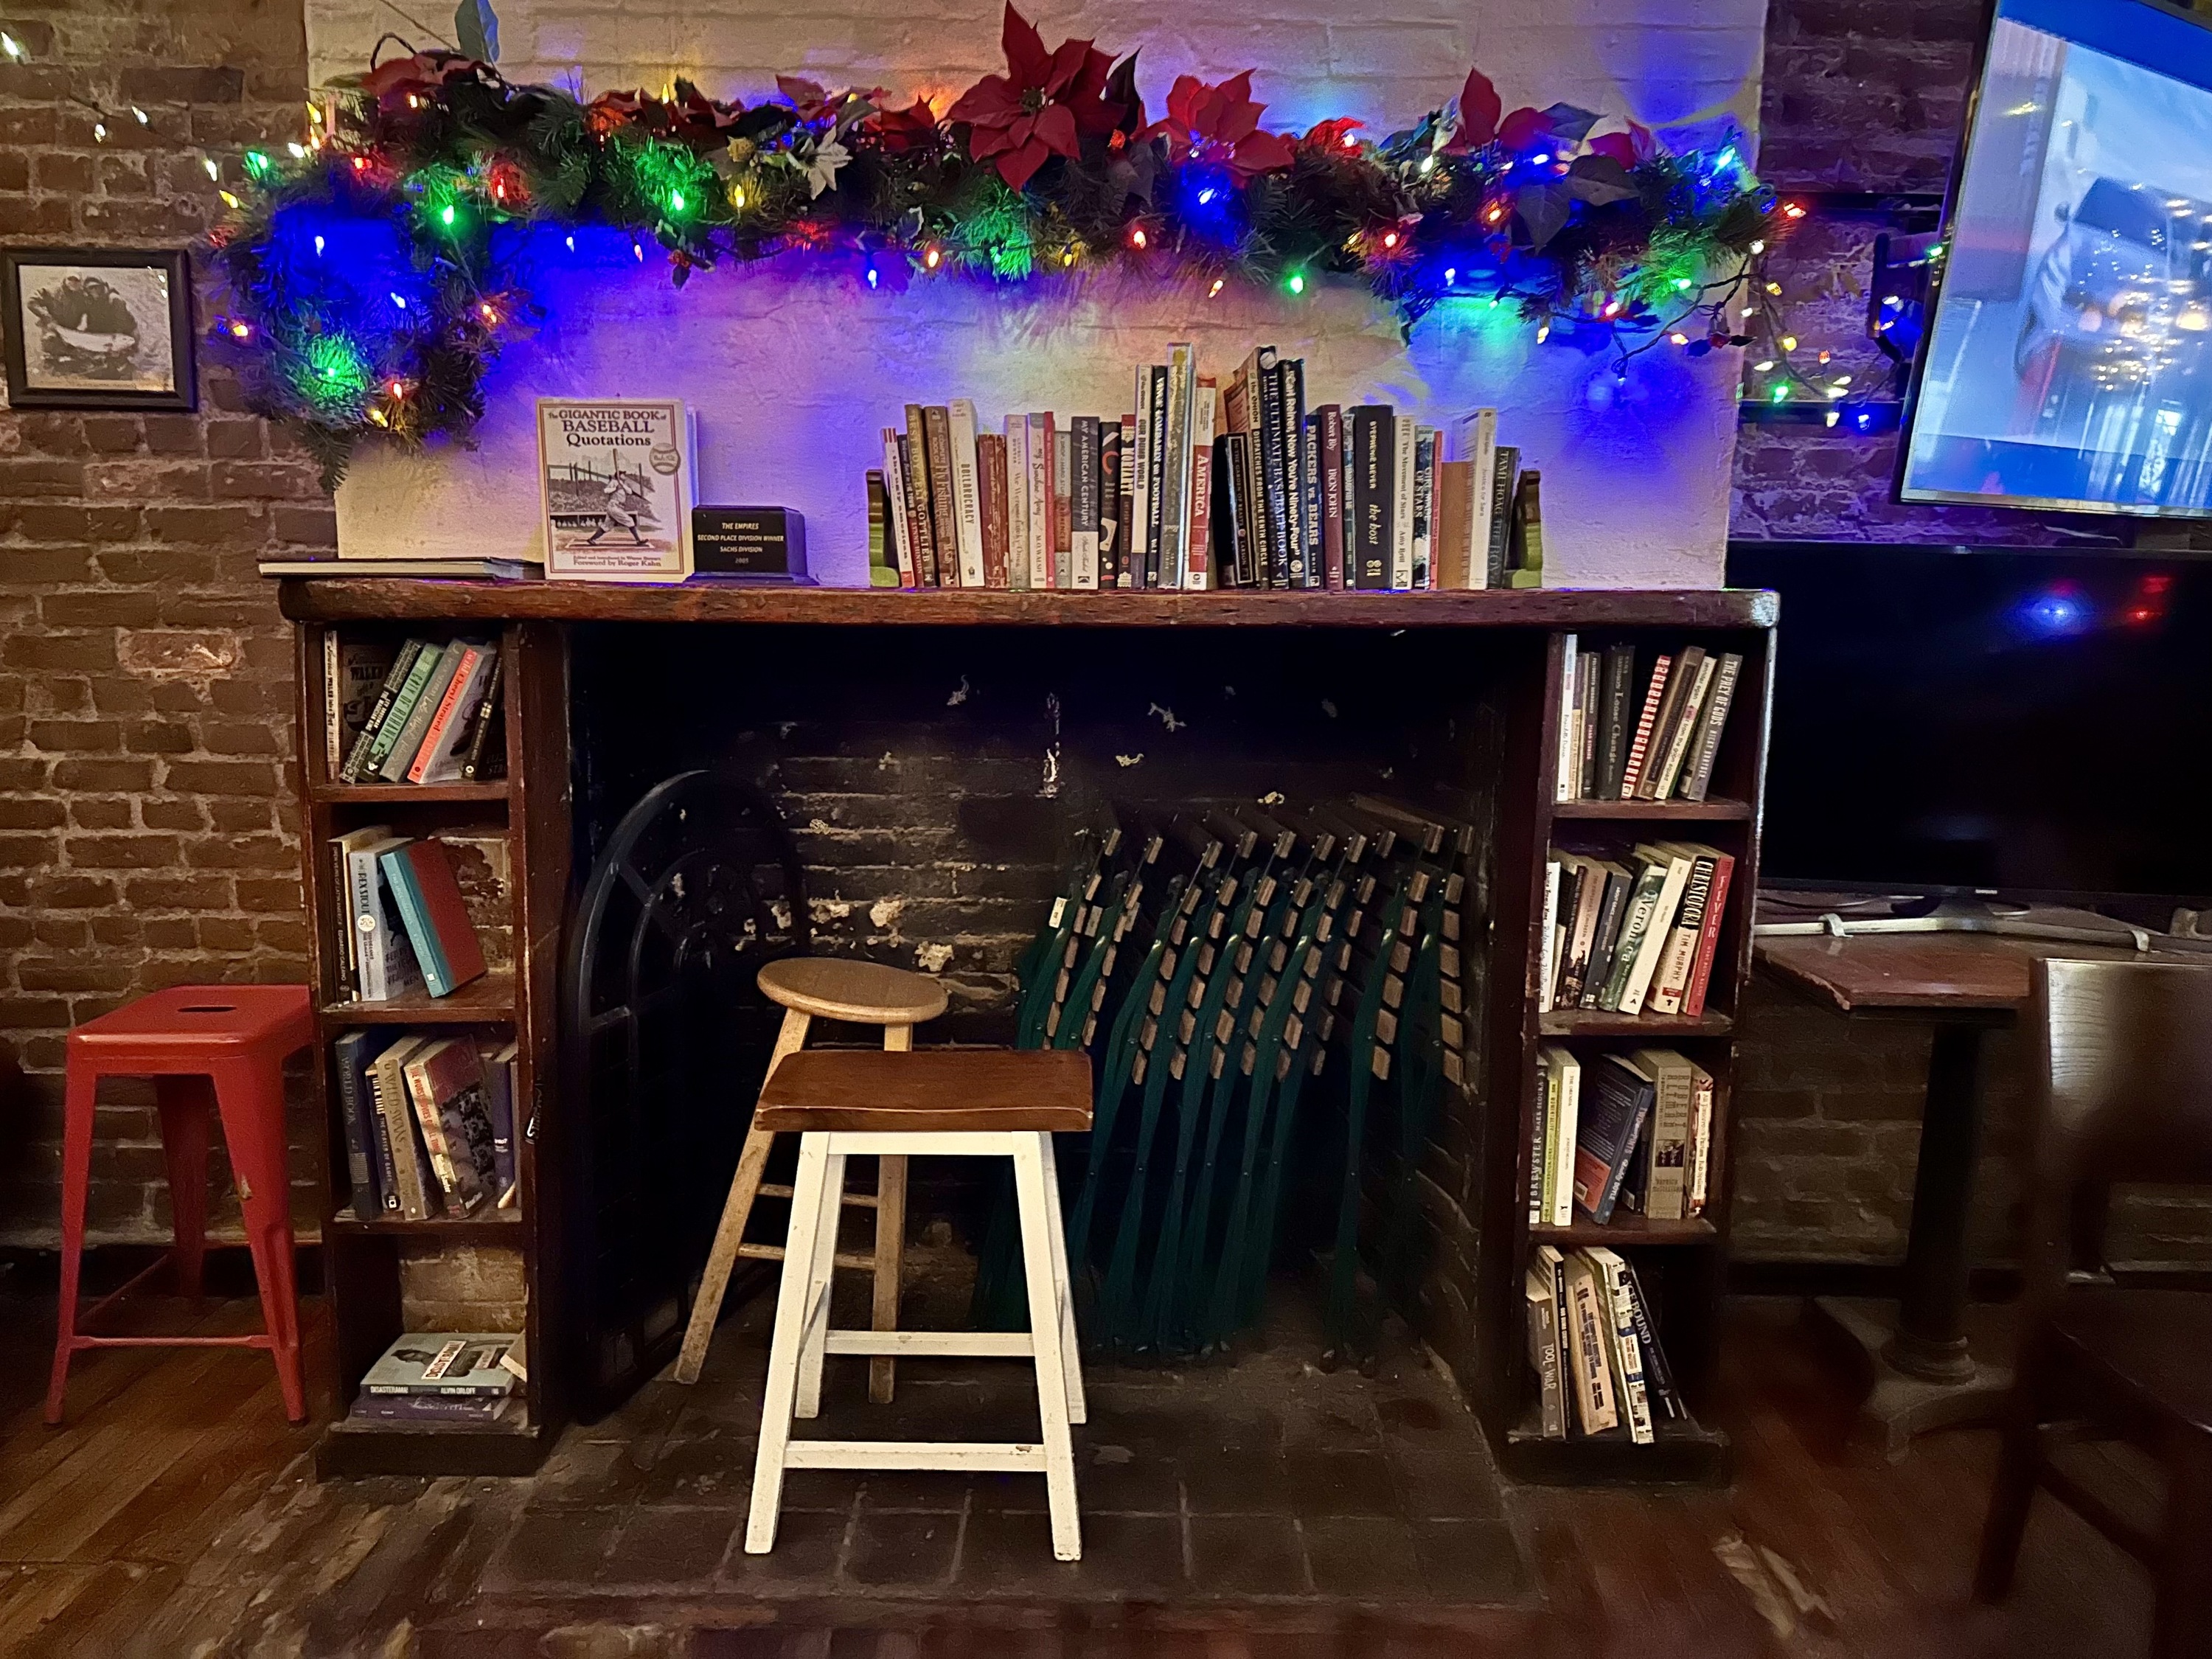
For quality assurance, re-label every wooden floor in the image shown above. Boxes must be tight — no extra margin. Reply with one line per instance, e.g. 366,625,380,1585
0,1264,2156,1658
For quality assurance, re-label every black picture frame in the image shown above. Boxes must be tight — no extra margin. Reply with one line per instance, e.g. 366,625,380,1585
1,247,196,412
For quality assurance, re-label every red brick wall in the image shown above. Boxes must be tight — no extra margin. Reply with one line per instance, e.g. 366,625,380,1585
0,0,327,1245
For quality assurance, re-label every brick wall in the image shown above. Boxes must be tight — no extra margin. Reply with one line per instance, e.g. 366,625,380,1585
0,0,328,1246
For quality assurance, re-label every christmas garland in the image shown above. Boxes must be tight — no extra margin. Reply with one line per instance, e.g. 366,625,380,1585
208,6,1786,484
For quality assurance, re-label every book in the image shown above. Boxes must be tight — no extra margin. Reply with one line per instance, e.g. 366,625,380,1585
1681,848,1737,1018
1686,1062,1716,1216
868,473,893,587
1186,378,1217,590
1593,853,1665,1012
1561,1253,1620,1434
1616,843,1694,1017
1284,358,1314,586
1349,406,1392,589
1433,458,1472,591
1618,655,1674,797
369,1034,436,1218
1051,424,1073,588
1318,406,1346,588
1163,344,1196,589
900,422,936,586
922,405,961,588
1410,425,1436,589
1301,413,1323,589
378,838,488,998
260,557,540,580
1580,860,1635,1009
1067,414,1100,591
1130,369,1155,586
536,398,694,582
1537,854,1562,1014
347,1391,519,1424
483,1037,520,1201
1026,412,1051,589
1557,855,1609,1006
406,639,495,785
1641,647,1709,800
338,639,425,784
500,1332,529,1382
346,832,421,1001
1114,414,1136,586
1529,1049,1554,1225
977,431,1011,590
403,1036,498,1214
1455,408,1498,587
1526,1267,1568,1439
1098,417,1123,588
882,427,918,586
1596,643,1638,799
362,1332,520,1397
1390,414,1416,589
1587,1248,1655,1444
1003,417,1030,591
1628,1046,1696,1222
1253,347,1293,587
1648,846,1719,1016
1485,445,1518,588
332,1028,393,1216
1573,1054,1656,1224
1554,634,1581,801
458,651,505,782
946,398,988,588
361,641,445,783
324,635,395,776
1619,1256,1683,1419
1548,1045,1581,1226
375,639,465,783
1680,651,1745,802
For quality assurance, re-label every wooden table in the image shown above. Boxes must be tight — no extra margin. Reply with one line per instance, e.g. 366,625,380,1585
1756,933,2037,1457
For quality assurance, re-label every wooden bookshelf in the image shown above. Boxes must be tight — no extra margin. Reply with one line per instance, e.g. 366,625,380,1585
282,580,1771,1484
293,616,568,1478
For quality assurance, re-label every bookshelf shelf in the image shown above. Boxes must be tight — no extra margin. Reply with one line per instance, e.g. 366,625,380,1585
1549,796,1752,821
319,973,517,1025
330,1208,525,1236
317,1410,548,1478
1537,1009,1733,1038
313,782,510,804
1528,1214,1719,1247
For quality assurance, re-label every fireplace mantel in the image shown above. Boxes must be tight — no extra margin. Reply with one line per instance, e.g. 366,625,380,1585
279,580,1778,630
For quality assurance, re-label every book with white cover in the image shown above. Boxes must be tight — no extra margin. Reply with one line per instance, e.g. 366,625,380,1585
947,398,988,588
536,398,694,582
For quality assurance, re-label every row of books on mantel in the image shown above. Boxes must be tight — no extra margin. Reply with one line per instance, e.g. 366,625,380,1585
348,1331,525,1427
1526,1245,1682,1443
1531,1044,1714,1230
323,634,506,785
1557,636,1743,804
1540,841,1735,1019
330,828,488,1001
336,1028,518,1222
867,346,1545,593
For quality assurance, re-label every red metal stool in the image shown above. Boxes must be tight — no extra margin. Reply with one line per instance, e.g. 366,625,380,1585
46,984,315,1426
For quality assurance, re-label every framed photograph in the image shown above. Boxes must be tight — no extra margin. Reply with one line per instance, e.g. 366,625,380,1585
1,248,195,411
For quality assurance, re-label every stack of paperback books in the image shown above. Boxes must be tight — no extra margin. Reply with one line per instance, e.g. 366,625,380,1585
327,829,490,1002
324,634,506,785
868,347,1541,591
1554,636,1744,804
333,1029,518,1221
347,1332,524,1425
1527,1046,1716,1230
1525,1244,1681,1442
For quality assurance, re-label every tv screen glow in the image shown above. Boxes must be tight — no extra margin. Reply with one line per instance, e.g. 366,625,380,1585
1900,0,2212,516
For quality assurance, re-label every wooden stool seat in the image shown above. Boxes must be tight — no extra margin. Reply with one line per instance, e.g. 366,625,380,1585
675,955,945,1394
757,958,948,1026
757,1049,1094,1135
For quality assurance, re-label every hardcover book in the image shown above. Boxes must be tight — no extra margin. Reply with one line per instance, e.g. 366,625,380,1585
536,398,694,583
1573,1054,1658,1224
378,838,488,998
324,636,395,775
947,397,988,588
362,1332,519,1397
403,1036,499,1214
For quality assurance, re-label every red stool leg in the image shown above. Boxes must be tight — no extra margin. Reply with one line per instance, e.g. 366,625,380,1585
210,1059,305,1423
45,1060,100,1426
154,1074,216,1303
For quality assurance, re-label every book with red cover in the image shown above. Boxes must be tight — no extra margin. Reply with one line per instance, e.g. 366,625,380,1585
977,432,1011,589
1618,654,1673,799
381,838,487,995
1680,848,1736,1018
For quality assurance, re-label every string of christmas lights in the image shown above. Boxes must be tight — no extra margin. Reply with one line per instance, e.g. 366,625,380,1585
204,5,1791,484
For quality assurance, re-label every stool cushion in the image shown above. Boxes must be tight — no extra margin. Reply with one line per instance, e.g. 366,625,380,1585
757,957,949,1026
68,985,313,1057
755,1048,1093,1134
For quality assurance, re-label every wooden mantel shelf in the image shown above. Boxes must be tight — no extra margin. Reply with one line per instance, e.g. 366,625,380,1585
279,578,1778,629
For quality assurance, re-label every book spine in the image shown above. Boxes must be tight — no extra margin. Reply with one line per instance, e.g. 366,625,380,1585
333,1039,379,1214
1650,856,1715,1016
1049,422,1071,588
1237,431,1265,587
881,428,917,587
1255,349,1292,587
403,1057,466,1212
1601,1259,1656,1443
1682,852,1736,1018
1460,408,1497,588
1002,417,1029,592
1618,656,1672,797
1161,344,1194,590
366,1078,403,1211
1184,378,1216,591
1528,1058,1551,1225
1579,653,1602,799
1115,415,1136,587
1318,406,1345,590
459,651,504,782
1618,857,1691,1018
1528,1272,1567,1439
947,398,988,588
1682,652,1743,802
1621,1258,1681,1416
1687,1068,1714,1217
1286,358,1314,586
1536,855,1561,1014
1644,1061,1692,1221
330,838,355,986
1554,635,1580,802
1025,414,1051,590
978,433,1010,590
339,639,422,785
1144,368,1170,588
1391,414,1416,590
1301,414,1323,591
371,1052,431,1218
1411,425,1436,590
1485,445,1517,589
348,846,388,999
380,847,453,996
1651,653,1717,799
922,406,960,588
1564,1260,1619,1433
1600,861,1668,1012
1071,414,1101,590
321,630,344,775
364,644,443,782
902,407,937,587
378,641,462,782
1129,370,1153,586
1097,417,1122,590
406,642,486,785
1551,1057,1580,1225
1352,407,1391,589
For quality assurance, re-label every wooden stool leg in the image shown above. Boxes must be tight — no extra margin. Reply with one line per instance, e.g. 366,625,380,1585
44,1062,100,1426
154,1074,216,1304
1036,1130,1086,1427
1013,1132,1082,1562
746,1132,832,1555
869,1020,913,1405
675,1008,810,1384
795,1140,847,1421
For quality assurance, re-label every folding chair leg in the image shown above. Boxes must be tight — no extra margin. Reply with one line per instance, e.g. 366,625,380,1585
795,1143,846,1421
746,1133,831,1555
1037,1131,1086,1426
1013,1132,1083,1561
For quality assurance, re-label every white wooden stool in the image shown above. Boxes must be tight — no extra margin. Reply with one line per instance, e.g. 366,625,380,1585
675,956,949,1399
745,1048,1093,1561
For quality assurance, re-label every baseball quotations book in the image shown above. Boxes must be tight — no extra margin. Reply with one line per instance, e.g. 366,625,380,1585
536,397,696,582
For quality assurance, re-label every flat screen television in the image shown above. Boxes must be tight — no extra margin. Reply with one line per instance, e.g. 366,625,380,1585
1898,0,2212,517
1726,542,2212,911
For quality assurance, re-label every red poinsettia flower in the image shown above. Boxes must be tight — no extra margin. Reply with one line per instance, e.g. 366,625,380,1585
585,83,742,145
1300,116,1366,157
1148,72,1294,182
357,51,483,116
777,75,888,128
860,96,945,157
1441,66,1502,155
947,4,1124,191
1587,120,1663,167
